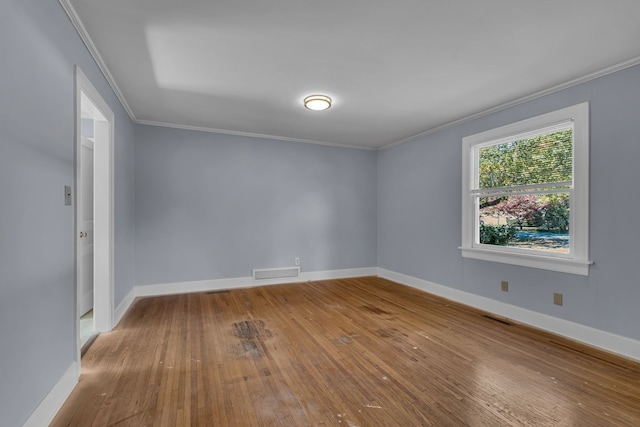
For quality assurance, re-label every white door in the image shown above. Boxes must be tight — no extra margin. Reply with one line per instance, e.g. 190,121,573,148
79,137,94,316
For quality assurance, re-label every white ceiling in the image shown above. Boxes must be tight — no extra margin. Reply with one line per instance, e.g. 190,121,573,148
63,0,640,149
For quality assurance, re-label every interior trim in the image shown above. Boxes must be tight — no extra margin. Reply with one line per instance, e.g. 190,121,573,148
22,363,78,427
136,119,376,151
113,267,378,326
59,0,135,119
33,268,640,425
115,287,136,327
58,0,640,150
135,267,378,297
378,268,640,362
380,55,640,150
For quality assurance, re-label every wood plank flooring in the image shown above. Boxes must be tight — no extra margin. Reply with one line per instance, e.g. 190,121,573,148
51,277,640,426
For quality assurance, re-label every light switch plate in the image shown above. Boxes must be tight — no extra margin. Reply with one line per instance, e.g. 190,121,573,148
65,186,72,206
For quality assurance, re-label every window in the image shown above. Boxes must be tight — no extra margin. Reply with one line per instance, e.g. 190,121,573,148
461,103,591,275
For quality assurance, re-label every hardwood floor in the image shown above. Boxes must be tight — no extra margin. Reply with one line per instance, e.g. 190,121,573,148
52,277,640,426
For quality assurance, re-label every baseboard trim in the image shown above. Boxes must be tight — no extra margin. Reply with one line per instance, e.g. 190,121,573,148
134,267,378,298
35,267,639,427
114,286,136,327
22,362,78,427
378,268,640,362
300,267,378,282
114,267,640,362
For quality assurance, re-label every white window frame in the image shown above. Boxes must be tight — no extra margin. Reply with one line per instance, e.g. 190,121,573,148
461,102,591,275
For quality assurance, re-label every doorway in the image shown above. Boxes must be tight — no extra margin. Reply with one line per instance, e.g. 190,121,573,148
75,67,115,364
78,129,94,350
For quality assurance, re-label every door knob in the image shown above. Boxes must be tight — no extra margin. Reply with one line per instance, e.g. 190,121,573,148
80,231,87,238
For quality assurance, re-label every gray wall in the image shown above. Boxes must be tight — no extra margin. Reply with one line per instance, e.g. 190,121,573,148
3,1,640,425
134,125,377,285
378,63,640,341
0,1,135,425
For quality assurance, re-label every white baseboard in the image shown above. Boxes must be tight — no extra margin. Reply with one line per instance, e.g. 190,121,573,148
33,267,639,427
22,362,78,427
300,267,378,282
37,269,374,424
135,276,253,297
114,286,136,327
378,268,640,362
134,267,378,298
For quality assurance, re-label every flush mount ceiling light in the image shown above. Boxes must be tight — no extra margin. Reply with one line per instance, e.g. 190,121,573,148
303,94,332,111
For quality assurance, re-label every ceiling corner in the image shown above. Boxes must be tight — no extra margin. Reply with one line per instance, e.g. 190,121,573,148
59,0,137,122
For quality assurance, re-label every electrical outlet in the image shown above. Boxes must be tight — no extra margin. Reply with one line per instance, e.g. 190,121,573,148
295,257,300,266
501,281,509,292
554,293,563,306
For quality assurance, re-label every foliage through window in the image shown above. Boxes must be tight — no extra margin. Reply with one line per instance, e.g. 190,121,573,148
478,127,572,253
461,103,591,275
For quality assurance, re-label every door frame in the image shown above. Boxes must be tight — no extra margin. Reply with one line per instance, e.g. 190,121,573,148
74,66,115,367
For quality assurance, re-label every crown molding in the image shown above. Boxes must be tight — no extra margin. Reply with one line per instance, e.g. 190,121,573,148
58,0,640,151
136,119,377,151
59,0,371,150
381,55,640,150
59,0,136,121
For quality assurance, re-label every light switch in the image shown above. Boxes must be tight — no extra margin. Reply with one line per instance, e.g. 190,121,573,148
65,186,72,206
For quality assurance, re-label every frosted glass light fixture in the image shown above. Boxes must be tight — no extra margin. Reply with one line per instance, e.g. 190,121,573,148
304,95,332,111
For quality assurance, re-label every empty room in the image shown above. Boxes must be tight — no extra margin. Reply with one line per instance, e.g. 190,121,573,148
3,1,640,426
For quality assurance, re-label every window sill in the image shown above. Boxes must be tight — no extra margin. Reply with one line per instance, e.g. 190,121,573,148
460,247,592,276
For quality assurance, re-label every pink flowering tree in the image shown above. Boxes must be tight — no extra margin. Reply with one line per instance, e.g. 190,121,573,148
494,195,541,230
